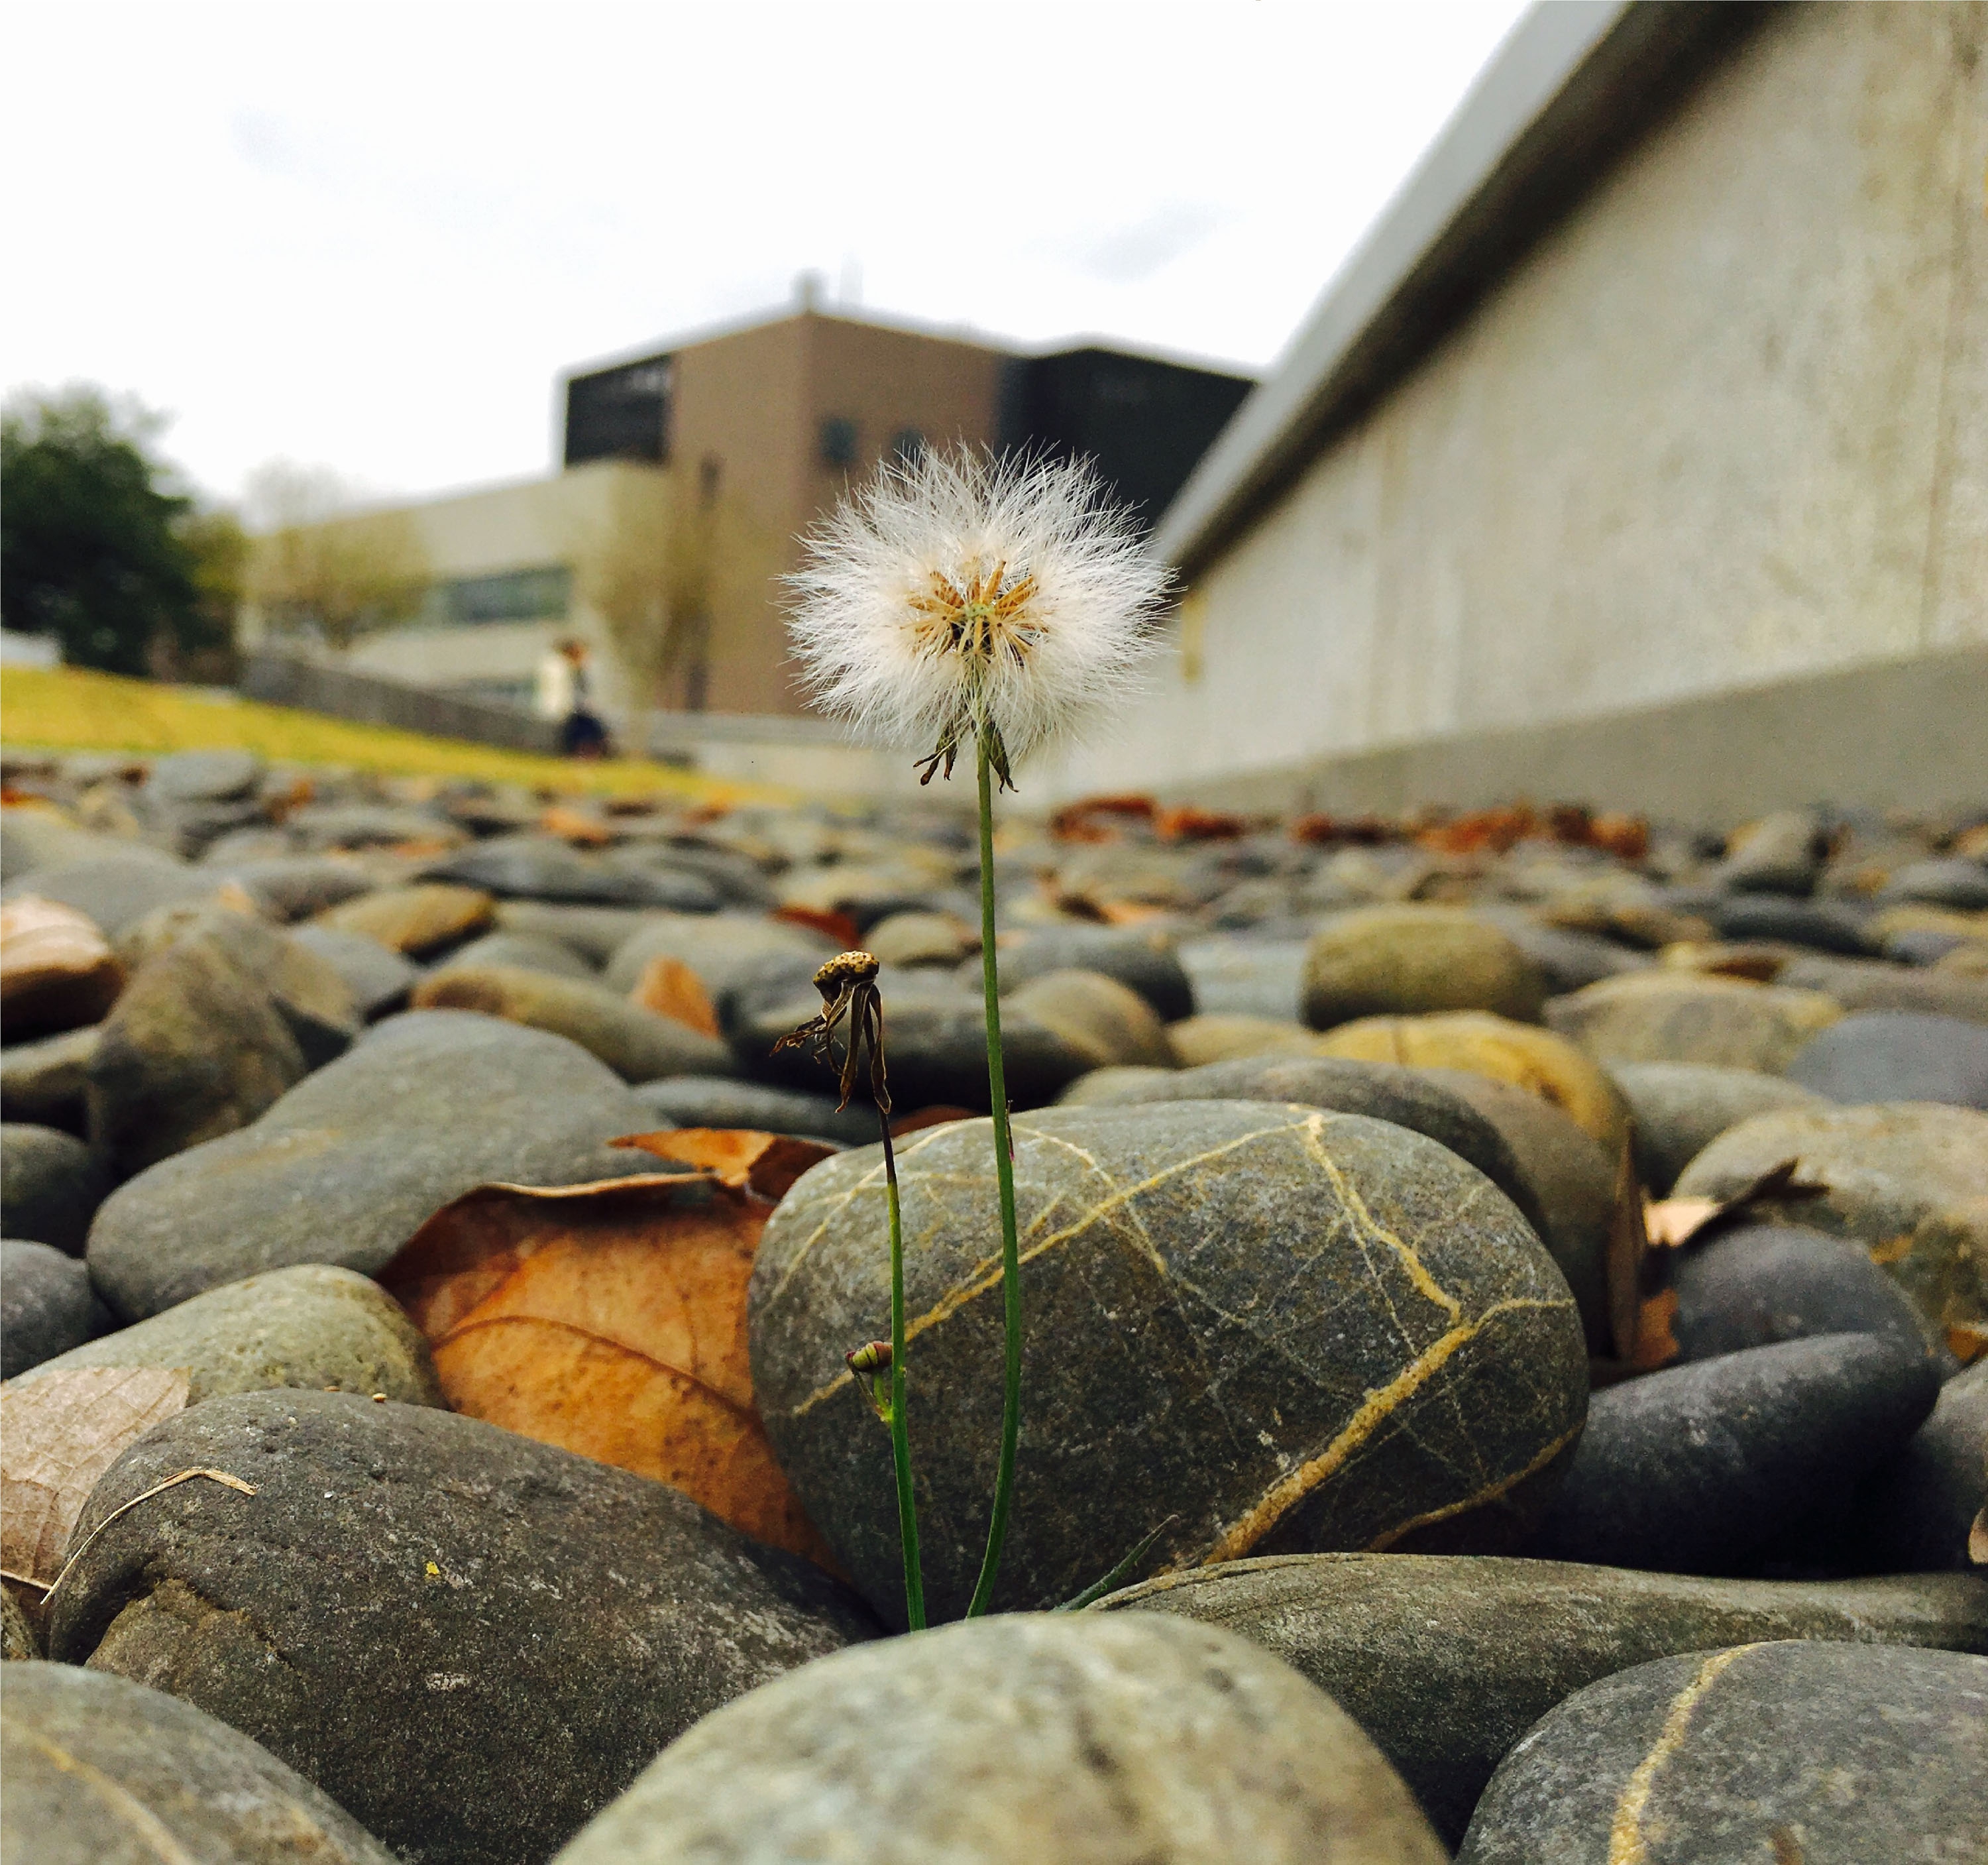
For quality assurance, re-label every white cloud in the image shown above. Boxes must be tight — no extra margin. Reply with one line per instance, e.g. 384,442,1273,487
1,0,1530,504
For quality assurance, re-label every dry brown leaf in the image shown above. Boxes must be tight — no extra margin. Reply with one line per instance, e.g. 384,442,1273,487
539,803,615,847
1645,1157,1828,1251
0,1367,191,1592
628,954,720,1037
1969,1508,1987,1567
889,1104,975,1137
379,1159,835,1566
1945,1322,1987,1367
0,895,124,1033
1631,1288,1681,1373
773,904,861,948
612,1128,834,1201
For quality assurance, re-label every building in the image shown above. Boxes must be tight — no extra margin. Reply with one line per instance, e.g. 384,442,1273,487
241,298,1252,743
1034,1,1987,819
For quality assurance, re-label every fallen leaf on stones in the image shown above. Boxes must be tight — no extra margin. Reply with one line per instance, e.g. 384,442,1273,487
1645,1158,1829,1249
775,904,860,948
1049,793,1155,842
380,1160,835,1565
629,954,720,1037
613,1127,834,1200
889,1104,975,1137
1632,1288,1680,1373
0,1367,190,1594
0,895,125,1035
1945,1323,1987,1367
1154,805,1248,842
40,1467,255,1607
1969,1508,1985,1566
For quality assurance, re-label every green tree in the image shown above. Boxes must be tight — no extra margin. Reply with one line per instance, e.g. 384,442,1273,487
1,386,208,675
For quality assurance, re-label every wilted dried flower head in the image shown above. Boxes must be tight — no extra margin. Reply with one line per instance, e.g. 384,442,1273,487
786,447,1170,787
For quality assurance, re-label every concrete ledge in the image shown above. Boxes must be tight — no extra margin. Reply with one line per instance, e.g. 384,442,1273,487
1168,646,1988,823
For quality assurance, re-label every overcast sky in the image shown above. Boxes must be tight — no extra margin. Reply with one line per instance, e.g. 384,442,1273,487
4,1,1530,508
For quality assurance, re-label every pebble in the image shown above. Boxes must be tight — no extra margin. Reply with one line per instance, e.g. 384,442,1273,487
861,908,974,966
1785,1007,1988,1107
990,923,1196,1021
1853,1360,1988,1572
14,1262,442,1404
0,1121,107,1253
86,1010,653,1319
1883,855,1988,909
1166,1012,1323,1064
1606,1060,1824,1194
627,1074,877,1146
3,851,220,937
313,881,496,956
1674,1100,1988,1341
286,923,420,1019
0,1024,99,1133
1710,808,1826,893
412,960,735,1080
144,748,263,803
1003,967,1178,1070
1710,892,1877,954
1,1661,402,1865
0,1237,112,1377
1175,934,1306,1019
50,1390,878,1865
1544,970,1844,1071
1457,1642,1988,1863
1302,905,1547,1028
1779,950,1988,1021
425,834,723,911
1529,1332,1940,1573
1103,1552,1988,1847
212,853,378,920
752,1101,1586,1624
551,1612,1447,1865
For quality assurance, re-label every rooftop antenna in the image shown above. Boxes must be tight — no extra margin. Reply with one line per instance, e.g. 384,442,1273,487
794,270,826,313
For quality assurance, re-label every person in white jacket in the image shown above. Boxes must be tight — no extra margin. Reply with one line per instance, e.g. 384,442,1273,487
534,638,609,757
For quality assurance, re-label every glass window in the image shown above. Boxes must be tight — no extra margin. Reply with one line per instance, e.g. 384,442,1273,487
427,565,572,627
890,427,926,465
819,416,858,467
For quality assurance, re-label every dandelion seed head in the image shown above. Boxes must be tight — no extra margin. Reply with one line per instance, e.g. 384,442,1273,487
785,446,1171,778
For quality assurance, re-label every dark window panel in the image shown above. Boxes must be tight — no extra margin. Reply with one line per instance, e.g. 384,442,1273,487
565,354,673,467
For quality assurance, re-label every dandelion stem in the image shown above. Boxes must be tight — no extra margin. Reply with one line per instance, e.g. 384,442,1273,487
877,1112,925,1630
966,729,1023,1618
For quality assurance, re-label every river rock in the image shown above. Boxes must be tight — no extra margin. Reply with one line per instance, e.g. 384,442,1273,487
1545,971,1844,1071
145,748,262,803
737,970,1093,1110
602,911,832,997
503,902,672,966
1005,968,1177,1070
50,1391,876,1865
1103,1552,1988,1847
0,895,125,1037
5,853,219,938
15,1263,441,1404
313,881,495,956
1302,907,1547,1029
412,961,734,1080
0,1237,111,1377
551,1611,1446,1865
862,909,973,967
1033,1054,1544,1239
1417,1070,1616,1355
1457,1642,1988,1864
992,924,1195,1021
425,835,722,911
85,927,309,1177
1785,1009,1988,1109
1884,856,1988,910
1711,893,1877,954
86,1011,653,1320
213,854,377,921
753,1101,1586,1624
1855,1361,1988,1572
1712,807,1826,893
3,1585,36,1659
1529,1333,1939,1573
441,929,599,977
628,1074,877,1147
288,923,419,1019
1167,1013,1324,1065
0,1661,402,1865
0,1025,98,1133
0,1123,107,1253
1176,935,1305,1019
282,801,466,851
1673,1102,1988,1339
1315,1011,1632,1154
1779,950,1988,1022
1606,1060,1824,1194
1669,1223,1946,1367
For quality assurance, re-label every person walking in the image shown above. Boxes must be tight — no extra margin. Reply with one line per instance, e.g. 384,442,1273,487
534,637,610,758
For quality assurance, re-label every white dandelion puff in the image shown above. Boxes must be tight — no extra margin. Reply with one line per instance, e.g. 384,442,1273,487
785,445,1172,787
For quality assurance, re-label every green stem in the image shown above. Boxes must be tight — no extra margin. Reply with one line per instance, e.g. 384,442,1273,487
878,1116,924,1631
966,731,1022,1618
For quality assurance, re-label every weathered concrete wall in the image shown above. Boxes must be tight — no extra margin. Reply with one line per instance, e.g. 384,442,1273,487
1036,2,1987,808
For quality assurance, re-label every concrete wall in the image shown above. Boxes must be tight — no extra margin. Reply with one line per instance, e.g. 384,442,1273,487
1035,2,1987,811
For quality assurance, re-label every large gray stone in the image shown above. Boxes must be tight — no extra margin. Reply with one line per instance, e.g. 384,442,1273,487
551,1612,1446,1865
1529,1332,1940,1573
288,923,420,1019
752,1102,1587,1626
85,1010,653,1320
50,1391,877,1865
0,1237,111,1378
1457,1642,1988,1864
1606,1059,1824,1194
1103,1552,1988,1848
0,1122,107,1253
1,1662,401,1865
1855,1360,1988,1573
1786,1009,1988,1107
15,1263,441,1404
412,961,734,1080
1545,972,1843,1071
1674,1100,1988,1339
